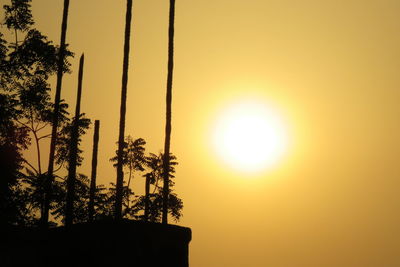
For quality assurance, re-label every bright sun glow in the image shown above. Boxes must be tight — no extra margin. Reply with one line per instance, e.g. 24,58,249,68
213,100,287,173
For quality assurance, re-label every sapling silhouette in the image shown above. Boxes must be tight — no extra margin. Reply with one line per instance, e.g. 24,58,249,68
51,173,91,224
95,182,134,219
111,136,146,213
110,138,183,222
133,152,183,222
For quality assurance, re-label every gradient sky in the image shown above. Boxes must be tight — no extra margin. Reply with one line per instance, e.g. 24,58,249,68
12,0,400,266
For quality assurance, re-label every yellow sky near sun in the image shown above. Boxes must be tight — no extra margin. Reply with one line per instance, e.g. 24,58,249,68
4,0,400,266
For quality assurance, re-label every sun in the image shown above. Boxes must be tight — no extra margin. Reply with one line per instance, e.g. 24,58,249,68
212,100,287,173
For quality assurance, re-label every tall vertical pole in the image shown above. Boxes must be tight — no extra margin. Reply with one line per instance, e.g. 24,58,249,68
144,174,150,222
115,0,133,220
162,0,176,224
42,0,70,227
88,120,100,222
66,54,85,227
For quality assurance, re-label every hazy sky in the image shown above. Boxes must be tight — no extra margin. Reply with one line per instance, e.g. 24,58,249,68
12,0,400,266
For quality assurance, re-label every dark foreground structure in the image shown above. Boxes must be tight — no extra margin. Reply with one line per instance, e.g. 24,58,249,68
1,220,191,267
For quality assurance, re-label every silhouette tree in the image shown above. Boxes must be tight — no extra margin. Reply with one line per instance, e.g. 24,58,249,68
9,30,71,176
1,0,73,226
88,120,100,222
134,153,183,222
17,114,90,226
66,53,85,227
51,173,91,224
95,182,134,219
111,136,146,213
110,141,183,222
0,92,30,226
3,0,34,50
0,35,27,225
162,0,176,224
2,0,72,178
87,183,110,220
46,115,90,224
54,116,90,169
115,0,133,220
44,0,70,227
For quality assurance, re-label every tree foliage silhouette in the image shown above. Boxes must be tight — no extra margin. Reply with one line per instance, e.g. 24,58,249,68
3,0,34,49
134,152,183,222
110,137,183,222
1,0,74,226
0,92,29,226
111,136,146,211
51,173,91,224
19,114,91,225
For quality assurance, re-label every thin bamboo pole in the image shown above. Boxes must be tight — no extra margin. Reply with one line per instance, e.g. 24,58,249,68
88,120,100,222
66,54,85,227
42,0,70,227
115,0,133,220
162,0,176,224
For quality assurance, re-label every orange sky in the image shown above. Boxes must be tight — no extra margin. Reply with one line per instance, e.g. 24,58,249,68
11,0,400,266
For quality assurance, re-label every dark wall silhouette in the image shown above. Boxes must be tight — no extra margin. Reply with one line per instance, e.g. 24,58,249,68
1,220,191,267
